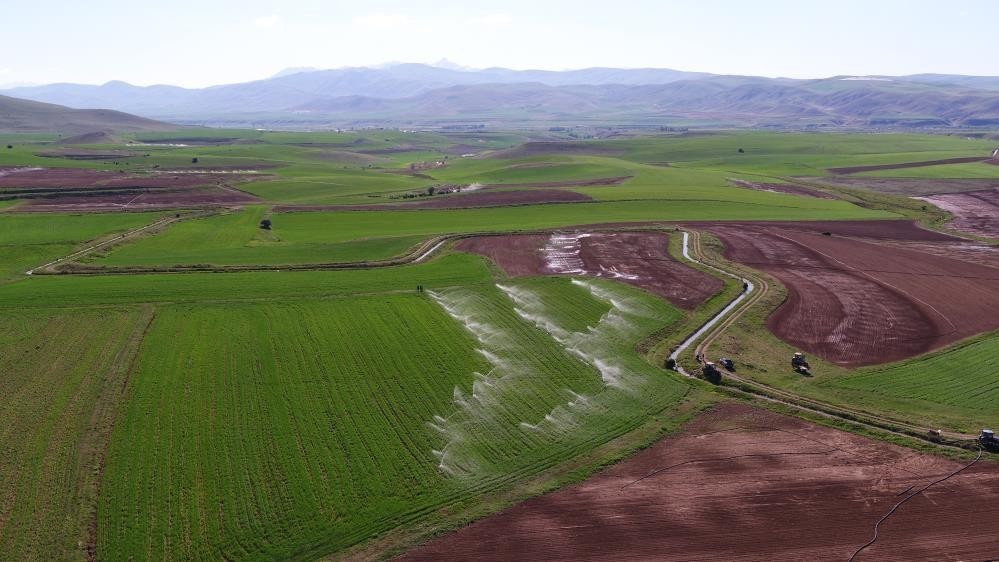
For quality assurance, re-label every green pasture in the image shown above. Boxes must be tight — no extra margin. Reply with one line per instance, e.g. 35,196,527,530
0,307,150,560
91,195,891,268
820,333,999,433
0,211,160,280
90,275,689,559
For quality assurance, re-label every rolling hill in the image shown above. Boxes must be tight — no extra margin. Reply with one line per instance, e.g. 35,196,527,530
0,94,178,133
2,64,997,129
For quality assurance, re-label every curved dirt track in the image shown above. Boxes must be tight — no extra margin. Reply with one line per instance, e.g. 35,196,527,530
399,403,999,562
456,231,723,310
705,223,999,366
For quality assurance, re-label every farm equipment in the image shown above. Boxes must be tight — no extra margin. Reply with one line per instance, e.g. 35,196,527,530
980,429,999,450
791,352,811,375
718,358,735,371
701,362,722,384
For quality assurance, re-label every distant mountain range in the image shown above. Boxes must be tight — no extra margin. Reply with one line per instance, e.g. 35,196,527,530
0,94,177,133
2,64,998,129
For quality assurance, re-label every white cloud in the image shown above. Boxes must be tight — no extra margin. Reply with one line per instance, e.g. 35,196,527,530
253,15,280,29
352,12,414,30
466,13,513,26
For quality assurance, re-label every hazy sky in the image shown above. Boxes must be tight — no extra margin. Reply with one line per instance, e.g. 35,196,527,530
2,0,996,88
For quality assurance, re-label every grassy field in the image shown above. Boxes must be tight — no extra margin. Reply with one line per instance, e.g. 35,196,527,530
855,161,999,178
0,253,494,308
87,275,690,559
4,130,999,560
91,196,891,268
0,211,161,280
821,333,999,432
0,307,152,560
88,206,429,267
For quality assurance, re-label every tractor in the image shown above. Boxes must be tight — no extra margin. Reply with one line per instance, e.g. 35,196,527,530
791,352,811,376
980,429,999,451
701,361,722,384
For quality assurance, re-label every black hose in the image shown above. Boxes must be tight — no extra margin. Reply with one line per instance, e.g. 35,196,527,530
847,446,984,561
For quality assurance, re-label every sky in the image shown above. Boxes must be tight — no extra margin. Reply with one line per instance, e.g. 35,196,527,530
2,0,997,88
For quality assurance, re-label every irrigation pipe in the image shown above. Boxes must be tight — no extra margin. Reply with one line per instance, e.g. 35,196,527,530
847,446,984,562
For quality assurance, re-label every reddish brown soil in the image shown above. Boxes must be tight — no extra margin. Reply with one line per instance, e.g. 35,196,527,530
729,178,837,199
0,167,256,190
877,240,999,270
706,224,999,365
274,189,592,212
19,186,257,211
455,235,548,277
808,176,999,196
456,232,723,309
917,189,999,239
480,176,632,188
0,167,265,210
400,403,999,562
682,219,960,241
827,156,987,175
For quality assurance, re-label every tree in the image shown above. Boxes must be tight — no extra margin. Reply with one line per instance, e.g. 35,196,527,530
426,185,436,196
259,219,272,230
737,148,745,153
5,145,11,149
191,157,199,164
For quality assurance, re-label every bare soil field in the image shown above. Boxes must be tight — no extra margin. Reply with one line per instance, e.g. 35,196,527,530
480,175,632,188
684,219,958,241
0,167,258,190
827,156,987,175
400,403,999,562
456,231,722,309
809,176,999,196
706,224,999,365
274,189,592,212
877,240,999,269
916,189,999,239
729,178,837,199
0,167,264,210
19,186,257,211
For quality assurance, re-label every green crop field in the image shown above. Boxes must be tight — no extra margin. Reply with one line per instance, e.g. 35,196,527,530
0,307,152,560
0,211,161,280
86,274,690,559
820,334,999,432
3,129,999,560
87,206,429,267
91,196,890,269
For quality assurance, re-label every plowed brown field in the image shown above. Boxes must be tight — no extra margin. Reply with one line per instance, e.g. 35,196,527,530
399,403,999,562
456,232,722,309
0,167,264,210
917,188,999,239
705,224,999,365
